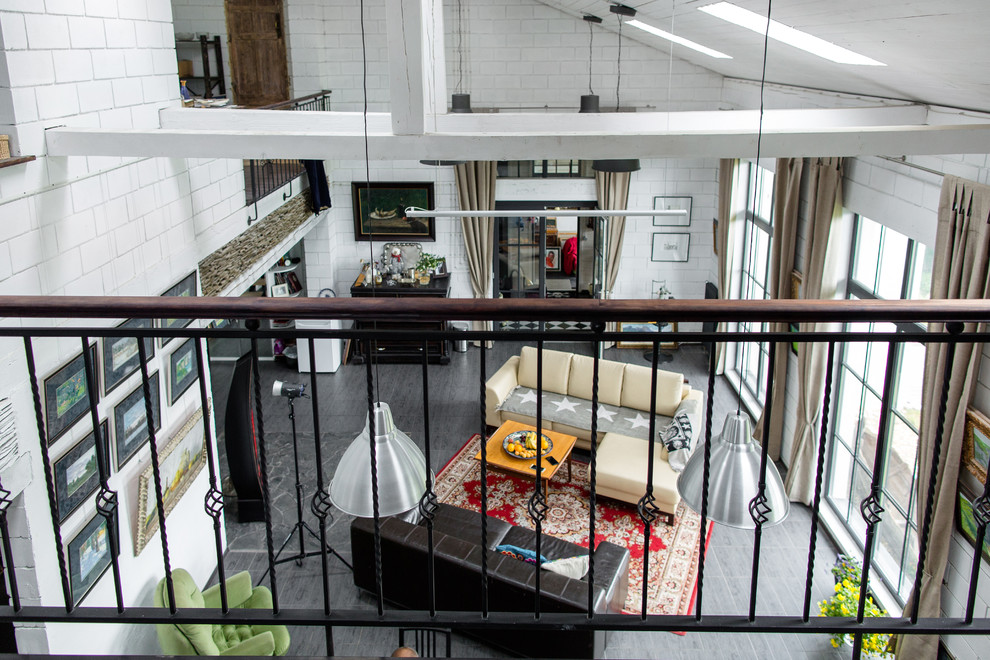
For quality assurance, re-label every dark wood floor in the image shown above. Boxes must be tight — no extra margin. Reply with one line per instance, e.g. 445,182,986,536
207,339,847,659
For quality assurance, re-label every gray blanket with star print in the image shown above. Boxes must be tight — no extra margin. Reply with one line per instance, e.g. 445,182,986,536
497,386,674,442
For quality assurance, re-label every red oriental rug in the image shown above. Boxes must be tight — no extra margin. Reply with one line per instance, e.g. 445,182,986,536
434,434,712,616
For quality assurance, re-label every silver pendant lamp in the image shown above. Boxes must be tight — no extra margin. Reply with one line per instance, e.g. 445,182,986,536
676,412,789,528
591,4,639,174
329,403,430,518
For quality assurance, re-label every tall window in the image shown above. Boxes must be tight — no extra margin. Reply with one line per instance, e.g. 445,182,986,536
731,163,775,404
825,215,933,605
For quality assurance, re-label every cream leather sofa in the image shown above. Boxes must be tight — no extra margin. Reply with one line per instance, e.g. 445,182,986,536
485,346,702,519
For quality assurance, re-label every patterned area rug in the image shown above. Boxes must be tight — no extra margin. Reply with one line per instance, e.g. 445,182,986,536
434,434,712,616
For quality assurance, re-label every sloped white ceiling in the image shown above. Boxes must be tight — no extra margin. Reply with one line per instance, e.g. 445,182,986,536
535,0,990,112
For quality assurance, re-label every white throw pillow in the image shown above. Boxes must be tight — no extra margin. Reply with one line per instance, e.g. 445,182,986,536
541,555,589,580
660,397,701,472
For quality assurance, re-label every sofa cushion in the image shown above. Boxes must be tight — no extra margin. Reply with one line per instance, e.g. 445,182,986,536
567,354,625,407
659,396,702,472
518,346,572,395
620,363,684,416
497,387,672,442
595,433,680,512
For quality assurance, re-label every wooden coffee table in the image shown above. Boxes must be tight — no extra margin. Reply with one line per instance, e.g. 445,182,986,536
474,420,577,496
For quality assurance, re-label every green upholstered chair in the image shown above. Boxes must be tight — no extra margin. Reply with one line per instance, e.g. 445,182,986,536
154,568,290,656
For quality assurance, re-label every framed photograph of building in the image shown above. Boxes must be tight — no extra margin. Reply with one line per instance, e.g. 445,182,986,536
158,272,197,347
653,196,692,227
168,339,198,405
113,373,161,470
67,511,115,607
54,421,109,522
102,319,155,395
352,182,435,241
134,409,206,554
44,344,98,445
651,233,690,262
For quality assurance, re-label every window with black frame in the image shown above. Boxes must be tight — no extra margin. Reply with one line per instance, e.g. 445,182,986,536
730,162,775,406
824,214,933,605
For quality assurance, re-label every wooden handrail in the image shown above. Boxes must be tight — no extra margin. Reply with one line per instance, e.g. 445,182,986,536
257,90,332,110
1,295,990,324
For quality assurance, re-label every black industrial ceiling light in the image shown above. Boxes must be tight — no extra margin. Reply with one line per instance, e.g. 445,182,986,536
450,0,472,113
580,14,602,114
592,3,640,173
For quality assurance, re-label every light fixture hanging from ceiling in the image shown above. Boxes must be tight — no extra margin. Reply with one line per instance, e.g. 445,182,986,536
331,0,429,525
676,0,788,530
451,0,472,113
592,3,640,174
579,14,602,114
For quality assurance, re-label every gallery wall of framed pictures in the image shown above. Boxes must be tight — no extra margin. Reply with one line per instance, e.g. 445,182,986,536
36,271,215,605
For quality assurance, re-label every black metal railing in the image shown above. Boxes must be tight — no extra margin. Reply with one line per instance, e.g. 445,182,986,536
0,295,989,659
244,91,332,213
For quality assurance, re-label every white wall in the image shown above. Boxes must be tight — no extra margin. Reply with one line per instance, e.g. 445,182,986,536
0,0,261,653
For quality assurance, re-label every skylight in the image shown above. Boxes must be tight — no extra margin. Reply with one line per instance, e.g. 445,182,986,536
698,2,886,66
627,19,732,59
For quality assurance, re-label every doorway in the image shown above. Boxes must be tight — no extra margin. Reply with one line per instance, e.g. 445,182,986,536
224,0,289,107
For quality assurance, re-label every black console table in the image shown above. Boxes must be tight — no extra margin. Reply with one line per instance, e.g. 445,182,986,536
349,274,450,364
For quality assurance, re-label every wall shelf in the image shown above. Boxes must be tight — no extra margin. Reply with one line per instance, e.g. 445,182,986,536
0,156,36,170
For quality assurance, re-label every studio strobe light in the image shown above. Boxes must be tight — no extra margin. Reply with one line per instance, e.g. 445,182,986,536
272,380,305,399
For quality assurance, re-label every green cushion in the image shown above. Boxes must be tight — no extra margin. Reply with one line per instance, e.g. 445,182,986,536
154,569,290,656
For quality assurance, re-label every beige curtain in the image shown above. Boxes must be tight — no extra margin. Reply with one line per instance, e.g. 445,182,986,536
715,159,740,372
897,176,990,659
455,161,497,340
783,157,844,504
596,170,632,295
753,158,803,459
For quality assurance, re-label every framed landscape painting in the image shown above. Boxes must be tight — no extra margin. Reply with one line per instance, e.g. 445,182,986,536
159,272,197,346
134,409,206,554
45,344,98,445
964,407,990,486
168,339,199,405
68,511,115,607
54,421,109,522
956,483,990,564
102,319,155,395
113,373,161,470
352,182,435,241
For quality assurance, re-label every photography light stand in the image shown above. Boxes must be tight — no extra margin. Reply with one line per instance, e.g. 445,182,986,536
259,382,351,581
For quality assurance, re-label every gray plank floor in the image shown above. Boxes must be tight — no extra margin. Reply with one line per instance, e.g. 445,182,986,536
207,339,850,659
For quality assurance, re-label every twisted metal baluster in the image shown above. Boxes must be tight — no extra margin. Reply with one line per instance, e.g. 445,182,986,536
636,341,662,619
24,338,72,611
695,341,718,621
248,321,279,612
479,342,489,618
305,338,335,654
190,338,227,613
851,341,898,658
528,340,548,619
138,338,175,614
364,340,384,616
587,321,604,617
912,325,958,623
81,338,123,612
747,342,777,622
418,341,440,618
802,341,835,621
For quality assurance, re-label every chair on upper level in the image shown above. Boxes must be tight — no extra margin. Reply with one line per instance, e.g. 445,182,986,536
154,568,290,656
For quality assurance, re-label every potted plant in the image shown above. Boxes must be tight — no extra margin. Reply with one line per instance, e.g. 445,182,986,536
416,253,444,274
819,555,892,658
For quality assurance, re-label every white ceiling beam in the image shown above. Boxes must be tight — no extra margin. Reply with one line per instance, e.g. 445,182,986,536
46,121,990,160
156,105,928,134
386,0,446,135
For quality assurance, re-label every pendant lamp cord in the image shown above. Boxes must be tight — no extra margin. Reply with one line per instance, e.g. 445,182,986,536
359,0,381,402
738,0,773,418
587,19,595,95
615,17,623,111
